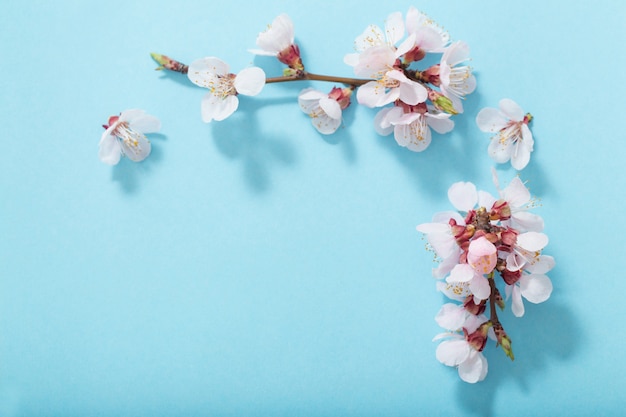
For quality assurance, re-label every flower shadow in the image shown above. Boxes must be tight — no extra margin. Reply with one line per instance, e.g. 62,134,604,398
210,98,298,194
453,296,581,416
154,70,196,89
111,133,167,194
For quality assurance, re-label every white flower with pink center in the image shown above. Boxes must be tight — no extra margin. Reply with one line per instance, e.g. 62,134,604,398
298,87,351,135
99,109,161,165
439,41,476,113
446,237,496,301
187,57,265,123
477,98,534,170
433,313,489,383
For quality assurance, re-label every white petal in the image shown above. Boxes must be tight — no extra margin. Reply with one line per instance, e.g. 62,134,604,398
428,232,457,259
356,81,383,108
436,339,470,366
502,177,530,208
298,88,326,102
311,114,341,135
505,252,525,272
469,275,491,300
234,67,266,96
517,232,548,252
398,80,428,106
432,210,464,225
416,222,449,234
436,280,471,300
354,25,385,51
343,53,360,67
511,141,531,170
426,114,454,134
447,264,474,283
458,351,488,383
256,13,294,53
521,123,534,149
477,191,496,211
435,303,467,331
98,133,121,165
443,41,470,66
476,107,508,132
121,110,161,134
120,133,151,162
395,33,416,58
188,57,229,86
448,181,477,212
384,12,405,46
319,97,342,120
433,253,461,280
488,134,513,164
525,255,555,274
511,285,525,317
353,45,396,78
201,93,238,122
373,107,395,136
520,274,552,304
511,212,544,232
499,98,524,122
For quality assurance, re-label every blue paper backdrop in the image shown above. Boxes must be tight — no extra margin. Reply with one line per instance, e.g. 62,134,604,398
1,0,624,415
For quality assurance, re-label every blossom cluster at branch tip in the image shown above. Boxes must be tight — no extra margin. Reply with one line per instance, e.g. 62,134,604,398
99,109,161,165
417,171,554,383
343,7,475,151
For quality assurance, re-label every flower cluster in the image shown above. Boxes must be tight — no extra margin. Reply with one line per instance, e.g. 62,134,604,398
96,6,554,386
345,7,474,150
417,173,554,382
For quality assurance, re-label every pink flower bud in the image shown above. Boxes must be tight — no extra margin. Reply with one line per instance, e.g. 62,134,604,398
467,237,497,274
465,321,492,352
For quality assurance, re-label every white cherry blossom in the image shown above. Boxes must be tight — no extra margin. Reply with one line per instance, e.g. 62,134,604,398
506,273,553,317
187,57,265,123
251,13,295,56
477,98,534,170
439,41,476,113
405,6,449,52
374,105,453,152
298,87,350,135
99,109,160,165
434,314,489,383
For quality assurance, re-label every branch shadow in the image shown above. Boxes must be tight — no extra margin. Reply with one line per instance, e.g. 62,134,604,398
111,133,167,194
453,294,581,416
210,98,298,194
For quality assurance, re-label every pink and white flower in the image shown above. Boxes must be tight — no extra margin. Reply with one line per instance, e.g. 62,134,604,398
298,87,351,135
345,11,427,108
187,57,265,123
355,57,427,108
405,6,449,52
251,13,303,70
434,314,490,383
506,263,554,318
402,7,450,62
439,41,476,113
446,237,496,301
497,175,544,232
374,103,453,152
99,109,160,165
476,98,534,170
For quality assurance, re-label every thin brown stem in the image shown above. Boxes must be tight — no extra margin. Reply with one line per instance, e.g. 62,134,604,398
266,71,371,87
488,271,499,325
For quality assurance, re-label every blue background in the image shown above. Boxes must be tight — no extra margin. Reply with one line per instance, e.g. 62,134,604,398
1,0,624,415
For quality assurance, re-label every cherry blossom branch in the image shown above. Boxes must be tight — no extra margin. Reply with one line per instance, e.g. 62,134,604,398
266,72,371,87
151,53,371,87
